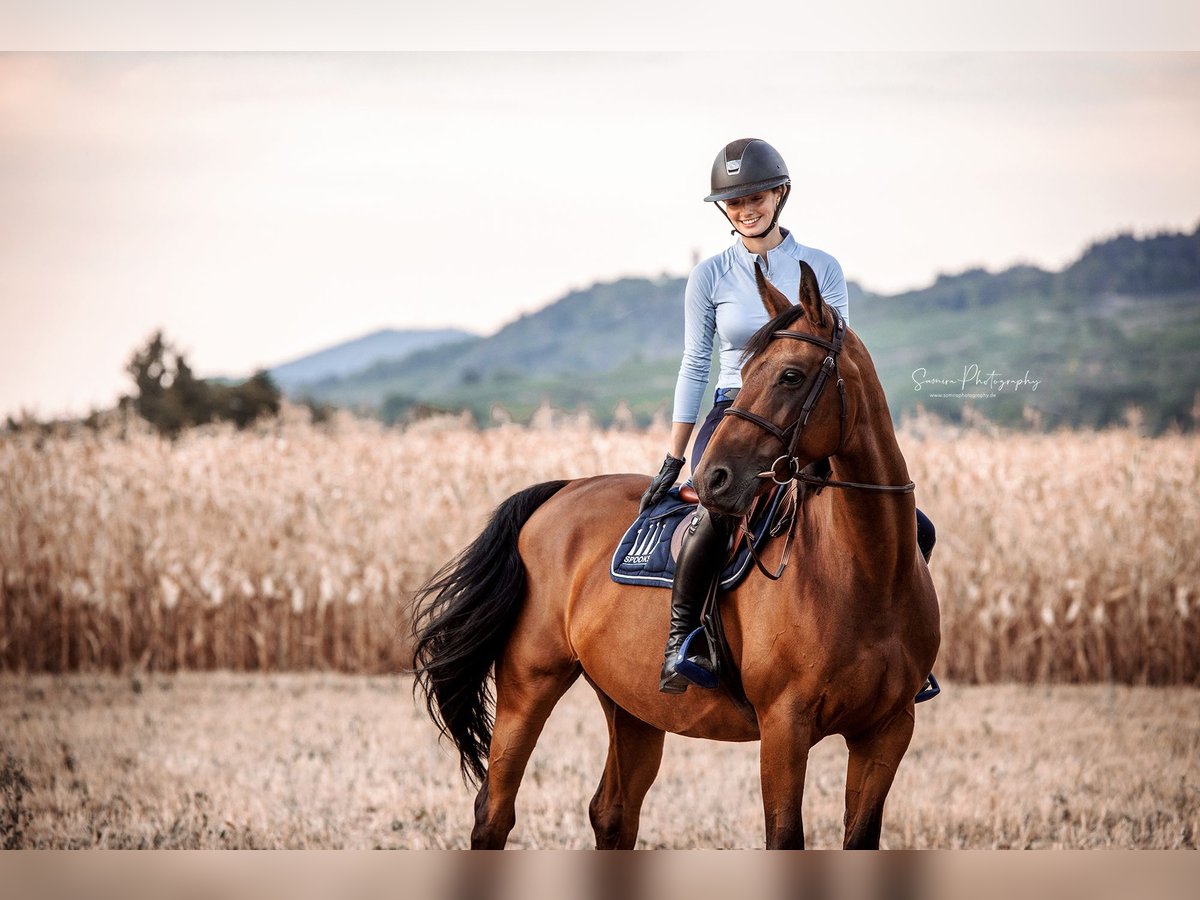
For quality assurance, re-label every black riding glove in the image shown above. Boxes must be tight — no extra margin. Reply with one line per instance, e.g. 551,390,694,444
639,454,685,512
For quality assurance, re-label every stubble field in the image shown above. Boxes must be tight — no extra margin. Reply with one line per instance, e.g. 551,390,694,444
1,673,1196,849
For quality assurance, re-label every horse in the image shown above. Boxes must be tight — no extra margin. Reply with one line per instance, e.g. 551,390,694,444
411,260,940,849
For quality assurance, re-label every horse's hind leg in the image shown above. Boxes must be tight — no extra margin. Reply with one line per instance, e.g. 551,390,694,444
471,657,580,849
842,705,916,849
588,690,666,849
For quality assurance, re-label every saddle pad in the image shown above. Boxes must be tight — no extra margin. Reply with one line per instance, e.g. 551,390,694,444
610,485,789,590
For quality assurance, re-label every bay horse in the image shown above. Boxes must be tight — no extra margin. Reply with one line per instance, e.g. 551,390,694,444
411,261,940,849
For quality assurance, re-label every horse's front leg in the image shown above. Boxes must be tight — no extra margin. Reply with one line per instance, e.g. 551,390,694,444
842,704,915,849
758,709,816,849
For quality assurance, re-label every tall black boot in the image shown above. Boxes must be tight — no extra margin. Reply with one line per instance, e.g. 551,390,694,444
659,506,733,694
916,507,936,563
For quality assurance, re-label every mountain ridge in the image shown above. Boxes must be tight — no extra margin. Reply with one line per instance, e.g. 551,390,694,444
293,223,1200,433
267,326,476,392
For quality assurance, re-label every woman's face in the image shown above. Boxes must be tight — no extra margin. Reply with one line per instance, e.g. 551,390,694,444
721,188,783,236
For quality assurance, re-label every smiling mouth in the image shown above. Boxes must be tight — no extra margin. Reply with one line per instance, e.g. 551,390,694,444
740,215,762,228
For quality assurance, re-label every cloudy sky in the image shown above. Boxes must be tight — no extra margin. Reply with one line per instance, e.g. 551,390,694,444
2,51,1198,419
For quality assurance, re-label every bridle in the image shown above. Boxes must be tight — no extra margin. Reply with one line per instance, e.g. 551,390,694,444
724,303,916,495
720,298,915,580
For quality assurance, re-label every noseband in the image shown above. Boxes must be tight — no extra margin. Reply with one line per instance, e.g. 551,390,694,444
722,306,915,495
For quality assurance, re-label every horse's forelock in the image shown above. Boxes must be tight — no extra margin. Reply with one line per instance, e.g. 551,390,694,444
739,303,810,367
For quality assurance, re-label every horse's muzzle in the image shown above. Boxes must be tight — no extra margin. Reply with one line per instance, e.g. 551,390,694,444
693,459,760,516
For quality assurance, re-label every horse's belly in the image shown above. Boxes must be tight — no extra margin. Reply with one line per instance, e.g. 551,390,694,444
580,652,763,743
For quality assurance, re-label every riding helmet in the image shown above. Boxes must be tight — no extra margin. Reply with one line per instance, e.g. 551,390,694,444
704,138,790,203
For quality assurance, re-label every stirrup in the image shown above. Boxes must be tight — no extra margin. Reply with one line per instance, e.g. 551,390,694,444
914,672,940,703
673,627,719,689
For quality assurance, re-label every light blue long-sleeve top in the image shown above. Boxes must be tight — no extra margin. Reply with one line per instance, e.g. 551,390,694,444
671,228,850,424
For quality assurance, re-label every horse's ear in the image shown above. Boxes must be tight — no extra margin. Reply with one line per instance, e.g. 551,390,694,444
754,260,793,320
797,260,827,328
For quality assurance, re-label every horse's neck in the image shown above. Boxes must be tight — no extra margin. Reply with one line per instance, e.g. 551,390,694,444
830,415,912,494
822,394,918,578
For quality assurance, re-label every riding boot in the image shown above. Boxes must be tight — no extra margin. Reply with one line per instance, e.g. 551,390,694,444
659,505,733,693
916,507,936,563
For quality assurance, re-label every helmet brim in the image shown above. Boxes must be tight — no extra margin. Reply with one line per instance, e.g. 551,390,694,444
704,176,790,203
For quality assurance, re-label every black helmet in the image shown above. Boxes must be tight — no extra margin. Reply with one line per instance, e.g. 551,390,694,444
704,138,790,203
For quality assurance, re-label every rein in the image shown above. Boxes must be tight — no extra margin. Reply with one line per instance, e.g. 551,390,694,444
734,481,799,581
722,301,914,580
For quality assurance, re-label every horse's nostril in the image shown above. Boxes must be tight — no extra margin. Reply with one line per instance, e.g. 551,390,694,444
707,466,730,493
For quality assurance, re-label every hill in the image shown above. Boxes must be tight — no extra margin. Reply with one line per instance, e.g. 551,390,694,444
854,225,1200,431
267,327,476,392
302,277,688,420
301,224,1200,432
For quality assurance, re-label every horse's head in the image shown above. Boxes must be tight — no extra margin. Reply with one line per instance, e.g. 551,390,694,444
695,260,858,516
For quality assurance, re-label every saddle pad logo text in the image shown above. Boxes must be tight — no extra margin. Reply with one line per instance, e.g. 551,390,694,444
621,520,667,568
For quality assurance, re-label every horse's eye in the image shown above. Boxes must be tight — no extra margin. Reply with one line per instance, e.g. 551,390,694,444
780,369,805,386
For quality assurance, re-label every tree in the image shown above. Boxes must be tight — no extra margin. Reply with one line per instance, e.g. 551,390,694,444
123,331,190,436
121,331,281,436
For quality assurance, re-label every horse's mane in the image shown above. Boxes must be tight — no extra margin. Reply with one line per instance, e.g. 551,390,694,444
739,303,811,366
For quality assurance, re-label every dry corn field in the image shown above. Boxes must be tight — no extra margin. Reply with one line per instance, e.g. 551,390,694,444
1,408,1197,683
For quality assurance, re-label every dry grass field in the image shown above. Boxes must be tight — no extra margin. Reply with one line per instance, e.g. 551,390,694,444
1,672,1196,849
2,409,1198,684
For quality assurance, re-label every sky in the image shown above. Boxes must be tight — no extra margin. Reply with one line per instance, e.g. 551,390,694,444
1,51,1199,419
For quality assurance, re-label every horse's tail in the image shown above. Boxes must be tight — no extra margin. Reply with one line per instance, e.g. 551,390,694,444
410,479,571,786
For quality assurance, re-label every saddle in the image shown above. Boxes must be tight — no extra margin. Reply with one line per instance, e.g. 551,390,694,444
609,484,793,590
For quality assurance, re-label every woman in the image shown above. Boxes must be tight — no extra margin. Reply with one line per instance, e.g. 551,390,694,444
641,138,936,694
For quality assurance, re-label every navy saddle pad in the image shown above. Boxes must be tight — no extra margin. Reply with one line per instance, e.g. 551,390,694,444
610,485,788,590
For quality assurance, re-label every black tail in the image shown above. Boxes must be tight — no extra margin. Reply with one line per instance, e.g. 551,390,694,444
410,479,570,786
